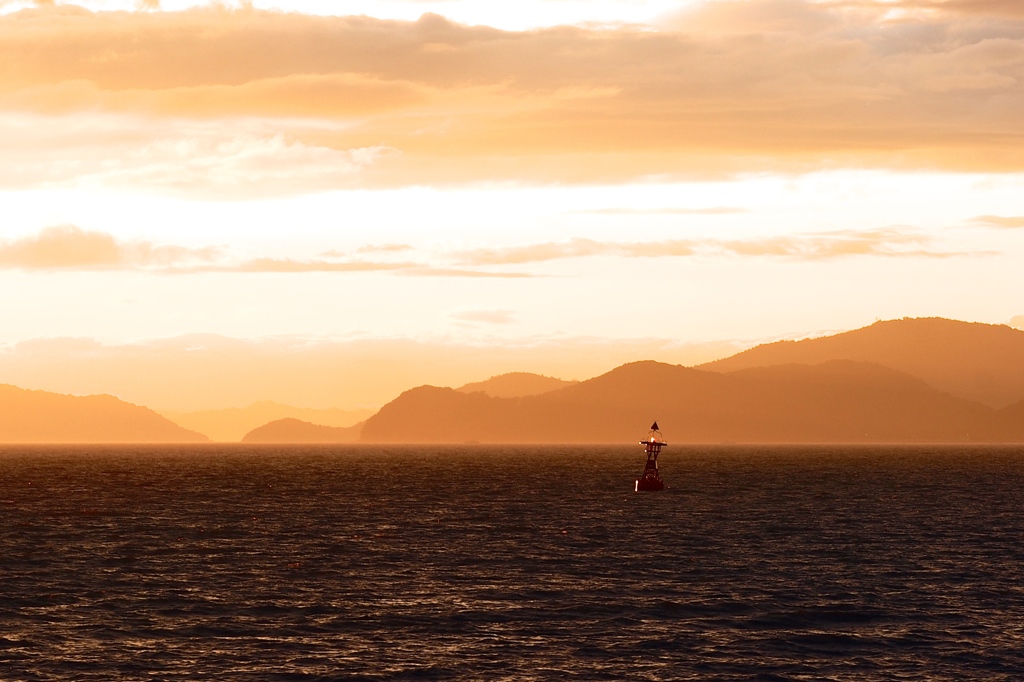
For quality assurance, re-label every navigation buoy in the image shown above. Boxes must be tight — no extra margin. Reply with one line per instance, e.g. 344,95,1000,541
635,421,666,492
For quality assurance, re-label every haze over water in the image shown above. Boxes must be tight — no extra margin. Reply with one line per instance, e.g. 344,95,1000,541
2,445,1022,680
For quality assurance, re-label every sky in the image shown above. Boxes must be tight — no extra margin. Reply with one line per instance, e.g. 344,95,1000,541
1,0,1024,410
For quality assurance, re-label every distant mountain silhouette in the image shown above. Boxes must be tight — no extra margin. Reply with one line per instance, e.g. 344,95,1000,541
700,318,1024,408
241,418,363,443
162,401,374,442
359,360,1020,444
455,372,577,398
0,384,207,443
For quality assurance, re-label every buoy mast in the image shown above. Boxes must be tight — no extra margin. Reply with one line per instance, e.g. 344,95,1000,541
635,421,667,492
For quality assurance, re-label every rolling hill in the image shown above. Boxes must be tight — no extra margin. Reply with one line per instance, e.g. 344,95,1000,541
241,418,363,444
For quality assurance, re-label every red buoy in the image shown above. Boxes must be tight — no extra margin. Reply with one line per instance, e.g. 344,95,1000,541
635,421,666,492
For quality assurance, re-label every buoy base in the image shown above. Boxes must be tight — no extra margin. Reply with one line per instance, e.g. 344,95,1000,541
635,476,665,492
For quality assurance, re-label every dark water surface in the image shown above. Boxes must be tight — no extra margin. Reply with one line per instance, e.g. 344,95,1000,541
1,445,1023,680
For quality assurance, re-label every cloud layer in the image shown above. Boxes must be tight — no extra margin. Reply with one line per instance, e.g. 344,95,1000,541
453,228,972,265
0,226,532,276
0,224,979,274
1,1,1023,191
974,215,1024,228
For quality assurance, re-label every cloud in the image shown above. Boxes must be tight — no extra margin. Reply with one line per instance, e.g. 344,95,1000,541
455,238,697,265
185,259,532,278
1010,315,1024,330
218,258,418,274
972,215,1024,228
454,228,975,265
668,0,842,34
872,1,1024,19
0,2,1023,190
717,228,959,259
0,73,428,119
449,309,516,325
81,133,395,195
0,225,218,270
1,224,977,275
0,112,403,196
0,227,532,277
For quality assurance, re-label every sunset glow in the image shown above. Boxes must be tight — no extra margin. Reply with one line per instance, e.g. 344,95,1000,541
2,0,1023,410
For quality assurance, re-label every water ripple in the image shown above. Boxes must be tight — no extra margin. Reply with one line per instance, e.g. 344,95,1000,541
1,445,1022,680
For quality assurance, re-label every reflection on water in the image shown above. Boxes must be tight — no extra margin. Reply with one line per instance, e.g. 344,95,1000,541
1,445,1023,680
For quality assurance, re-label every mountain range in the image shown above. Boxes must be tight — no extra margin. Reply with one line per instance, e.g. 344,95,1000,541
2,317,1023,444
358,359,1022,443
233,373,572,443
357,317,1024,444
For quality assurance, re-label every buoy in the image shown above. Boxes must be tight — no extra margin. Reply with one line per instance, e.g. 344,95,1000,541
634,421,666,492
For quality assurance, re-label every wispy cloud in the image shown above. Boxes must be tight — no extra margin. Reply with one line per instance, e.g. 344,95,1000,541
190,260,533,278
0,112,403,196
837,0,1024,18
0,227,532,277
454,228,978,265
717,228,960,259
455,238,698,265
0,225,218,270
70,133,398,196
972,215,1024,228
224,258,416,274
0,225,983,275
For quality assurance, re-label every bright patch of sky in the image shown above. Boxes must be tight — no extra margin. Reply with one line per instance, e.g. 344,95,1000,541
2,170,1024,346
5,171,1023,249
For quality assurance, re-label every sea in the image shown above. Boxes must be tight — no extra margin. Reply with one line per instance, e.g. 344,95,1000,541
1,445,1022,681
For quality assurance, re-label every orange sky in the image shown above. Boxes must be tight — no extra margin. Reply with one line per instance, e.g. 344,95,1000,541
1,0,1023,410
